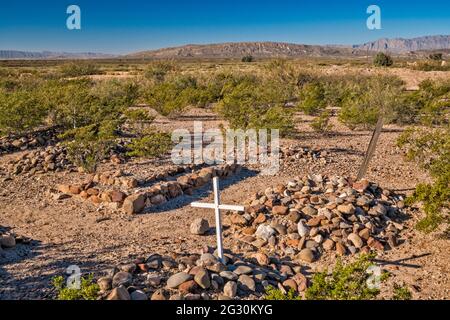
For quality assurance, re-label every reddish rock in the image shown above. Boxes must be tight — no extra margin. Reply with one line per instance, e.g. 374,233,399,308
368,237,384,251
86,188,99,196
90,195,102,204
286,239,300,247
79,191,89,199
123,193,146,214
178,280,198,294
272,205,288,215
242,227,256,235
167,182,183,198
282,279,298,292
293,273,308,292
253,213,267,224
336,242,346,256
230,213,247,225
57,184,71,194
150,194,166,205
111,190,127,203
352,179,370,192
69,185,81,194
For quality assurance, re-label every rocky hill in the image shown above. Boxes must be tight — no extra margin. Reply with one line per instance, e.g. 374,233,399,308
354,35,450,53
126,42,358,59
0,50,115,60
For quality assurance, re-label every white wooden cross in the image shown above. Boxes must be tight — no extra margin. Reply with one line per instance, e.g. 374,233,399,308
191,176,245,262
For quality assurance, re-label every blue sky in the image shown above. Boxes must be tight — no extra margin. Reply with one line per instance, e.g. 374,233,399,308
0,0,449,54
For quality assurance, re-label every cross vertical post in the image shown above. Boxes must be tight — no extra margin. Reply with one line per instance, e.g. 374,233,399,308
212,177,224,262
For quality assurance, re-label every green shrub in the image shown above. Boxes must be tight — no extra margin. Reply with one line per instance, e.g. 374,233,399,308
429,53,443,61
305,254,381,300
145,75,199,116
373,52,393,67
298,82,327,115
264,286,301,300
124,108,155,130
0,89,47,135
52,274,99,300
397,127,449,232
126,130,172,158
144,60,178,82
338,76,403,129
241,55,254,63
412,60,450,71
60,62,102,77
311,110,333,132
216,76,294,136
392,284,412,300
60,120,120,172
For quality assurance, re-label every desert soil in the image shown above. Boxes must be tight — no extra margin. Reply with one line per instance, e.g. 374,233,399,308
0,108,448,300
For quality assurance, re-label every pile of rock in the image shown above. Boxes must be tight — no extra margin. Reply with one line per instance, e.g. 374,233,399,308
99,248,309,300
55,182,128,208
3,144,75,175
122,163,242,214
280,145,328,166
93,165,192,188
54,163,242,214
0,128,59,155
226,175,405,262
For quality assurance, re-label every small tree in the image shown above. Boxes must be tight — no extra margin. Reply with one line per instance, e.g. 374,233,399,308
60,120,121,173
298,82,327,115
311,110,333,132
241,55,254,63
373,52,393,67
429,53,443,61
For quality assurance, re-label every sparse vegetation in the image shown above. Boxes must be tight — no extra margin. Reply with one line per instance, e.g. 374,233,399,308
60,62,102,77
311,110,333,132
126,130,172,158
216,75,295,136
298,82,327,115
264,286,301,300
305,254,382,300
392,284,412,300
241,55,254,63
373,52,393,67
60,120,121,172
144,60,178,82
52,274,99,300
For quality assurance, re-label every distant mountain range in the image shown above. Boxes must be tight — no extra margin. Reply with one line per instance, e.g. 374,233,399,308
125,35,450,59
0,50,115,60
353,35,450,53
1,35,449,60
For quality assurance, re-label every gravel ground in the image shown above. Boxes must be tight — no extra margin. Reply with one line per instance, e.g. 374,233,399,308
0,110,448,300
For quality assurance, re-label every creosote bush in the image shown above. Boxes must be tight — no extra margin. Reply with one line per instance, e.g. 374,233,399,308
60,62,102,77
144,60,178,82
373,52,393,67
305,254,382,300
298,82,327,115
338,76,403,130
0,89,47,135
264,286,301,300
311,110,333,132
241,55,254,63
52,274,99,300
397,127,449,232
126,130,172,158
216,75,295,136
60,120,121,173
392,284,412,300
